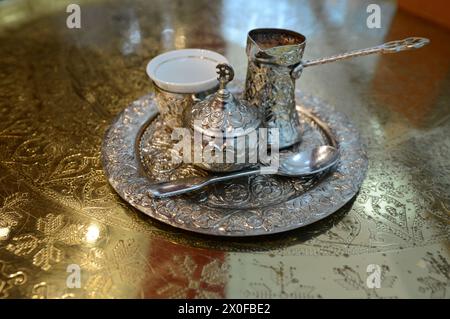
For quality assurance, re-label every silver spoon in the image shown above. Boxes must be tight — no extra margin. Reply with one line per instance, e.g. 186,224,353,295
148,145,339,198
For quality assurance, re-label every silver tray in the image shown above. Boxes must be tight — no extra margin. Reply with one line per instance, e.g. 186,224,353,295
102,92,368,236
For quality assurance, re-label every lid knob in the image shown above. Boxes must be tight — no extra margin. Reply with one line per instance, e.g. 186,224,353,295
216,63,234,100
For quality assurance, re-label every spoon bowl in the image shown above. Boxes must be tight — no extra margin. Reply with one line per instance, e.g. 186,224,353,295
278,145,339,176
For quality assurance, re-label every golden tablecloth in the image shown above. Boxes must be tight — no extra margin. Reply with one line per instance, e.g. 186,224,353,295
0,0,448,298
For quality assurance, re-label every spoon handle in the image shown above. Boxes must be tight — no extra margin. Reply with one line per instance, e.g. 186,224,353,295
148,168,261,198
291,37,429,78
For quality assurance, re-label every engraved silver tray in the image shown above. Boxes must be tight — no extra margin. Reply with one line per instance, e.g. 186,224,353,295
102,92,368,236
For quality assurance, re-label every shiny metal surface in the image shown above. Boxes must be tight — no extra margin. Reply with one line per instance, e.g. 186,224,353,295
277,145,339,176
0,0,449,298
154,84,211,129
105,92,367,236
184,64,262,172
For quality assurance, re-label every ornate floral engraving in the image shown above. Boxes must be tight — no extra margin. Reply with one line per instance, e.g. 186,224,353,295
80,239,148,298
6,214,88,270
243,261,321,298
245,62,302,148
31,282,76,299
154,255,227,299
0,193,28,240
0,260,27,298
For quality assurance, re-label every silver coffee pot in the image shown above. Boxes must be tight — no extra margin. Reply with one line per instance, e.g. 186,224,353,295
244,28,429,149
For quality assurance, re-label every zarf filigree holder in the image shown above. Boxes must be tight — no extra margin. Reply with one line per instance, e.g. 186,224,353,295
102,91,368,237
154,85,214,129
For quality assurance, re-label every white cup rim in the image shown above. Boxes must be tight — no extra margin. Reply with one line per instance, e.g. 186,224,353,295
146,48,228,94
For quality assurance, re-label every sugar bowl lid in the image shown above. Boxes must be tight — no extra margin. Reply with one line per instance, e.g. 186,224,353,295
185,63,261,138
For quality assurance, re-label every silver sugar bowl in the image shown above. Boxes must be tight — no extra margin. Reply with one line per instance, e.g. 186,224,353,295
183,63,262,173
